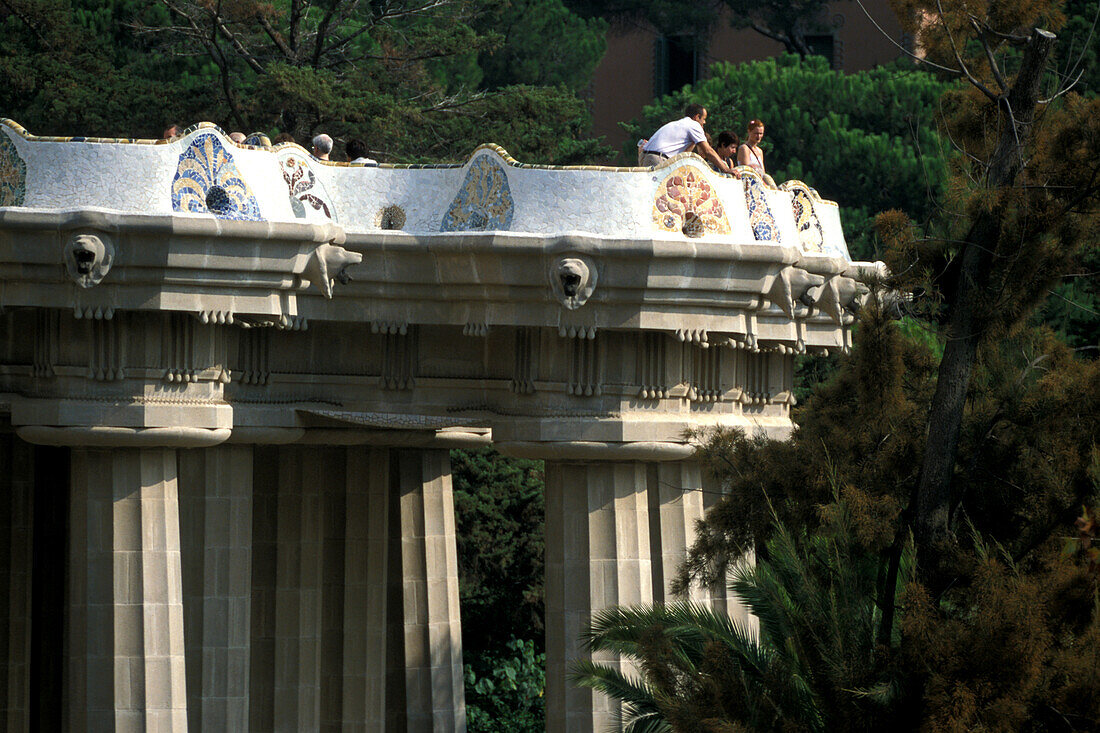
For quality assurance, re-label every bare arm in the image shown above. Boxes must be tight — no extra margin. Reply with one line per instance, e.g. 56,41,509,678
736,144,751,166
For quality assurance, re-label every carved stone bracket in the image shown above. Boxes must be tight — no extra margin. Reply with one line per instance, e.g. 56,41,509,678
567,333,601,396
512,327,537,394
764,266,825,318
300,242,363,298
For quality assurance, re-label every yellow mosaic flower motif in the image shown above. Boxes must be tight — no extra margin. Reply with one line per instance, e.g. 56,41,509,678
652,166,731,237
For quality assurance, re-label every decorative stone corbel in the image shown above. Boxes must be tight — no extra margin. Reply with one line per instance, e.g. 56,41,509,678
64,232,115,288
550,255,598,310
764,266,825,318
301,242,363,298
809,276,868,324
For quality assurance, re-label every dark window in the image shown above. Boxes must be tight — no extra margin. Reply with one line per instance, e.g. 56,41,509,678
806,34,836,68
654,35,699,97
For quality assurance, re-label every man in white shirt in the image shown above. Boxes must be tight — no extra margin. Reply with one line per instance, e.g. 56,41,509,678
640,104,735,175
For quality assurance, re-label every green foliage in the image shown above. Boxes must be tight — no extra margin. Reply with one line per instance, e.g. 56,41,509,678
464,638,546,733
623,55,954,259
451,448,545,658
476,0,607,91
0,0,613,164
575,500,912,732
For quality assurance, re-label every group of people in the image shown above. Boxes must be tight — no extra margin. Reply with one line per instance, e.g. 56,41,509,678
161,124,377,165
638,104,766,177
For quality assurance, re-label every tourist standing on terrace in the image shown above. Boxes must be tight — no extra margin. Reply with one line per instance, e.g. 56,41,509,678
640,104,735,175
312,133,333,160
738,119,766,175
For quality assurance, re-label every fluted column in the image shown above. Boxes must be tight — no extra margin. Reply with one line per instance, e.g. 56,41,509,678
391,449,466,733
67,448,189,732
544,460,654,733
647,461,708,604
178,445,253,732
342,447,390,732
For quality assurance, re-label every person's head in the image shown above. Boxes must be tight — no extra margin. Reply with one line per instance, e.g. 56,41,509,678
163,124,181,140
273,132,296,145
746,118,765,145
685,103,707,125
311,133,333,159
229,132,246,143
346,138,368,161
716,131,739,158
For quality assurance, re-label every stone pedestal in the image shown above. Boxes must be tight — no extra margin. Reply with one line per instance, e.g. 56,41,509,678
67,448,189,732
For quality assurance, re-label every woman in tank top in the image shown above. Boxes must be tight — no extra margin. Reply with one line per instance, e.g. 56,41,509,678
737,119,766,175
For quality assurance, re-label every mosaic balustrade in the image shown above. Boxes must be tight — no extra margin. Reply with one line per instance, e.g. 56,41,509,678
0,119,850,260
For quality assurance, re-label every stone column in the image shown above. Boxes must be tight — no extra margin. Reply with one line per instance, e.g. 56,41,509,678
0,435,34,733
391,449,465,733
272,446,349,731
701,474,756,631
67,448,189,732
178,445,253,733
647,461,708,604
341,447,390,732
544,460,654,733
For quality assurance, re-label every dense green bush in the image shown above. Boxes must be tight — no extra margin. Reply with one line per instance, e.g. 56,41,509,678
465,638,546,733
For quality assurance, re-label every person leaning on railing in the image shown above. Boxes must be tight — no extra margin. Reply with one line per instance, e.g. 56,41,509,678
640,104,738,176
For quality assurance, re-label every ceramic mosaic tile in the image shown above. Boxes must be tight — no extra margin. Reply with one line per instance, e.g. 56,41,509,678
440,154,514,232
171,133,262,220
278,150,337,222
0,132,26,207
244,132,271,147
787,184,825,253
652,165,731,237
741,171,780,243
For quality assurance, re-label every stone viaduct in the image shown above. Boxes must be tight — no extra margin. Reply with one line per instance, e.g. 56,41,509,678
0,121,878,731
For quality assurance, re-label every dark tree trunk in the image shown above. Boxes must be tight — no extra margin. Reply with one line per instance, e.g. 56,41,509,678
913,28,1056,579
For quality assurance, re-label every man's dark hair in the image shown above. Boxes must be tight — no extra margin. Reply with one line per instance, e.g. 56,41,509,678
685,103,706,119
346,138,368,160
717,131,739,148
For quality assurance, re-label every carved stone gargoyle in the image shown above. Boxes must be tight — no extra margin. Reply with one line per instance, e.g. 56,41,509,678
301,243,363,298
64,232,115,288
764,266,824,318
808,275,869,324
550,255,598,310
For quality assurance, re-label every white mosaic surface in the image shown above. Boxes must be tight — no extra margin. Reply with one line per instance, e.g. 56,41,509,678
0,123,851,260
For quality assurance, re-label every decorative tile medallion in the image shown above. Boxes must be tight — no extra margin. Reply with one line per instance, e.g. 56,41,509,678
244,132,270,147
171,133,261,220
652,165,731,237
440,155,514,232
0,133,26,207
788,185,824,253
375,205,406,230
277,150,337,222
741,170,780,243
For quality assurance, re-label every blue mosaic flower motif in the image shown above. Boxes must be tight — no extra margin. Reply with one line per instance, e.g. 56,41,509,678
790,187,825,253
171,133,262,220
743,174,780,243
0,133,26,207
244,133,270,147
440,155,514,232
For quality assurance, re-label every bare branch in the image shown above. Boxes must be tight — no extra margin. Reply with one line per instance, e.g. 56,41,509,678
973,20,1008,92
851,0,963,76
258,13,296,62
936,0,998,102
